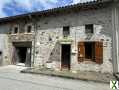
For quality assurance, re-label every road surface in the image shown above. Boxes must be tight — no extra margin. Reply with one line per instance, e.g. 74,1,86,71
0,65,110,90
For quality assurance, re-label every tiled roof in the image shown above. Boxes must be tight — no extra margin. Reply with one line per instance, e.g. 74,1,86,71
0,0,112,23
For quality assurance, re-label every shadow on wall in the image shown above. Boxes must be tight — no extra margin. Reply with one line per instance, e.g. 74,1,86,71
48,42,61,63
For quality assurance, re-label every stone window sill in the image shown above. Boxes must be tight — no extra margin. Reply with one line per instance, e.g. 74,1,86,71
24,33,33,35
78,60,97,64
11,33,18,35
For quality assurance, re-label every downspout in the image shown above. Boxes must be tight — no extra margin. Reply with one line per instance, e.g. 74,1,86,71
115,0,119,73
116,25,119,72
112,3,118,73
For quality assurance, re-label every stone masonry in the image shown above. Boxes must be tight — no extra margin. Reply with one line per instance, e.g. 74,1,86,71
0,1,117,74
34,7,113,73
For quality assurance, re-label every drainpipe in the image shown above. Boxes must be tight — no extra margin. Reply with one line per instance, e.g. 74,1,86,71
112,2,118,73
115,0,119,73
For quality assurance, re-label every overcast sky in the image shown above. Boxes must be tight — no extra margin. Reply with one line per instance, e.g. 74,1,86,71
0,0,92,18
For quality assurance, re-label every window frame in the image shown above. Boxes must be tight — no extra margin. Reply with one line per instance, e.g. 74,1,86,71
78,41,103,64
85,24,94,34
12,25,19,34
25,24,33,34
63,26,70,37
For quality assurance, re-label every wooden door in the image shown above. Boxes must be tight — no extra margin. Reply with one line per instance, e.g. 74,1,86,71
61,44,71,70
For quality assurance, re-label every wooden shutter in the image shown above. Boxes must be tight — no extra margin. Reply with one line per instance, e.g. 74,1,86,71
95,42,103,64
78,42,85,62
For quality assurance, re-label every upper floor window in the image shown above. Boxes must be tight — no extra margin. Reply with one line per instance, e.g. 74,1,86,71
27,25,32,33
13,26,19,34
25,24,33,33
63,26,70,37
0,51,2,56
85,24,94,34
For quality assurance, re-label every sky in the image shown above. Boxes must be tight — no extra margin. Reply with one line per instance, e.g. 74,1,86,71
0,0,93,18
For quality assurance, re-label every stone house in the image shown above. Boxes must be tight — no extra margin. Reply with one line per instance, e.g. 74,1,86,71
0,0,118,74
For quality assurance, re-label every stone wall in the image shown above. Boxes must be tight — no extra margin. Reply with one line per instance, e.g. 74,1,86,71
34,6,113,73
34,28,62,69
0,24,11,66
0,20,35,66
0,5,114,73
9,34,34,42
70,25,112,73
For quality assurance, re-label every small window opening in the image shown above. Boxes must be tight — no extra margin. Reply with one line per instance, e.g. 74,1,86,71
14,27,18,34
49,36,52,41
27,25,32,33
63,26,70,37
85,24,94,34
0,51,2,55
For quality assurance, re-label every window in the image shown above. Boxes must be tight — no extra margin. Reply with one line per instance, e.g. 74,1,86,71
27,25,32,33
13,27,18,34
78,42,103,64
85,24,94,34
63,26,70,37
0,51,2,55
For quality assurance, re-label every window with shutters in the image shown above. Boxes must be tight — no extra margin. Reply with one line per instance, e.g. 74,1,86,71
78,41,103,64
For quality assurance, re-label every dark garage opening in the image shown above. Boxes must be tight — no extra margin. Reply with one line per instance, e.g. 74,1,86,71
61,44,71,70
16,47,27,63
12,42,32,67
